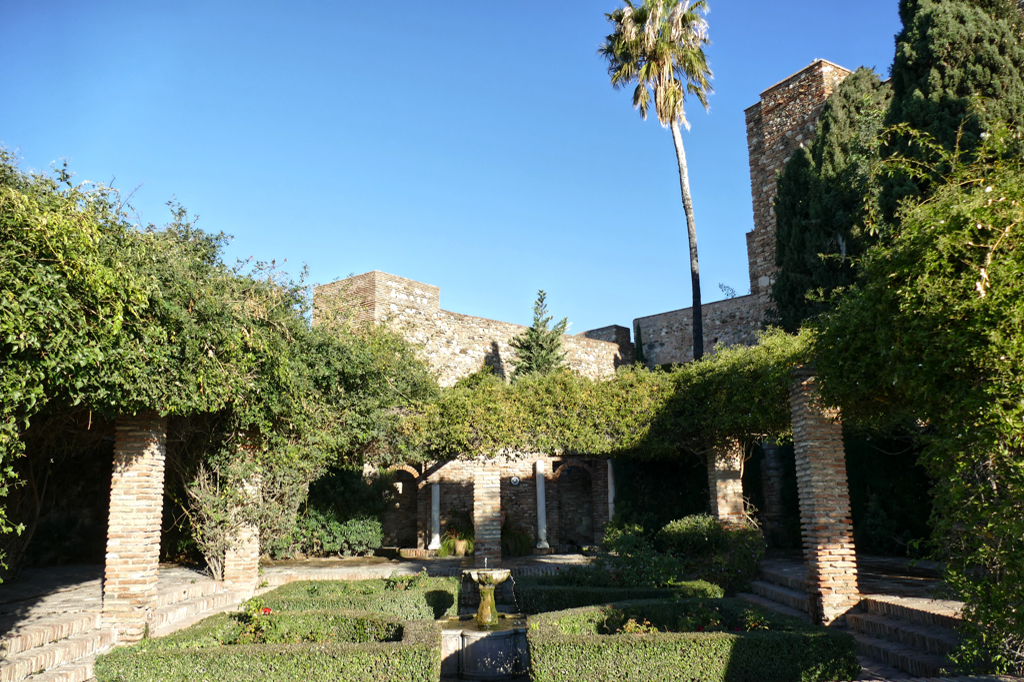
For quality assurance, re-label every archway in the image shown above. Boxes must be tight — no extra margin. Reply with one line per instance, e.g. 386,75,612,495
383,467,419,547
556,466,594,547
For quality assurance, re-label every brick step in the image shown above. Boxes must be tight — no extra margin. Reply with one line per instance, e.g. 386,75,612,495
861,595,961,631
850,631,952,678
150,590,239,637
0,629,114,682
0,613,99,658
760,566,806,591
736,592,811,622
22,655,95,682
154,578,222,609
847,612,959,657
750,580,810,613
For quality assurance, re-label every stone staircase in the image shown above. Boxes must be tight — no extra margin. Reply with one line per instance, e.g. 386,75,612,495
1,577,238,682
739,561,965,679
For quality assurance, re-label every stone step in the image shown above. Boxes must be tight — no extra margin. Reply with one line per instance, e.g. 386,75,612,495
850,631,952,678
0,613,99,658
750,580,810,613
847,612,960,657
149,590,239,638
860,595,961,631
21,655,95,682
0,629,114,682
760,565,807,591
154,578,221,609
736,592,811,622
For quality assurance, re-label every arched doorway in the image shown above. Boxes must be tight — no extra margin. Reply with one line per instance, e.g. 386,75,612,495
383,468,419,547
557,466,594,547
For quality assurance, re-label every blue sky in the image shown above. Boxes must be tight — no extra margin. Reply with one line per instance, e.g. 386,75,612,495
1,1,901,333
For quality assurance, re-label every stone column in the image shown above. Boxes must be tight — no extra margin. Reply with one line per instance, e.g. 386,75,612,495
790,367,860,626
535,461,549,549
708,440,745,525
760,440,785,537
607,459,616,522
223,478,260,598
427,482,441,550
473,464,501,567
102,412,167,643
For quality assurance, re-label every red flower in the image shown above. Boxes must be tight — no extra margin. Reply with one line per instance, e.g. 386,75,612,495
734,627,741,631
696,626,704,632
261,607,272,615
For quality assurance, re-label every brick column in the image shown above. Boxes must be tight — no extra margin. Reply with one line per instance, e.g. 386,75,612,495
473,464,501,567
223,478,260,598
760,440,785,536
708,440,745,525
789,368,860,626
102,413,167,643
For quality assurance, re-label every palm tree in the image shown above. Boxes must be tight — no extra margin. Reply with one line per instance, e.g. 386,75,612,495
600,0,712,360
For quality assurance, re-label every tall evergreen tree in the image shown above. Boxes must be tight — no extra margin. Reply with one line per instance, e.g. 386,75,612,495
881,0,1024,220
509,291,569,381
771,68,891,332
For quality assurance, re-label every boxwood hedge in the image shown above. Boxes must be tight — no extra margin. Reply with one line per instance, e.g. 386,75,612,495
261,577,460,620
94,612,440,682
527,599,860,682
513,579,723,614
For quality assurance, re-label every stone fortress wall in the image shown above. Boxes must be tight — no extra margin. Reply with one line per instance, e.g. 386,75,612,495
315,270,634,386
635,59,852,366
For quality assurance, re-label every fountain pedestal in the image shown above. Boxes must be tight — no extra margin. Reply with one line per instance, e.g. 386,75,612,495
464,568,511,628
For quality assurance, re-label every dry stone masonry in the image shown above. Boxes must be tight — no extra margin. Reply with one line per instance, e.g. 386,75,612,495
788,368,860,626
102,413,167,643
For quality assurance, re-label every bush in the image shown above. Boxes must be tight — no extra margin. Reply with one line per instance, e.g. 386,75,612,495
513,580,722,614
260,578,459,620
294,510,384,557
657,515,766,595
94,616,440,682
527,599,860,682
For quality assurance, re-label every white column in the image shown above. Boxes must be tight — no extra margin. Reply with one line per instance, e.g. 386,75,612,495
428,482,441,550
535,461,549,549
607,459,616,521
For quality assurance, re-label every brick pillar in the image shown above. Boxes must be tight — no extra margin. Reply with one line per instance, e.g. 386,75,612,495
102,413,167,642
760,440,785,536
708,440,745,525
223,478,260,598
789,368,860,626
473,464,501,567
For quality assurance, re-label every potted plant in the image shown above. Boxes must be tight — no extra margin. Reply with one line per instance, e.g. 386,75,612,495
439,522,474,557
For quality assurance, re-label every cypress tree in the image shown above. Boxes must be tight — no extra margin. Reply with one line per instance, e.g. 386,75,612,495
881,0,1024,219
771,68,891,332
509,291,568,381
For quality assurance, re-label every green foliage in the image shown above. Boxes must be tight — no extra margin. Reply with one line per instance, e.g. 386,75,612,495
813,125,1024,674
772,68,892,331
411,328,808,460
527,599,860,682
294,511,383,557
512,580,722,614
93,615,439,682
656,515,766,594
610,456,709,532
508,290,568,381
260,578,459,620
881,0,1024,219
437,515,474,557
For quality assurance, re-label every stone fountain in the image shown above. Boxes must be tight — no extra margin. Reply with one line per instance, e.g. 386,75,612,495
439,567,529,680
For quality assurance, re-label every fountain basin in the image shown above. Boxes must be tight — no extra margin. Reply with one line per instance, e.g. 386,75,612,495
441,615,529,680
463,568,512,628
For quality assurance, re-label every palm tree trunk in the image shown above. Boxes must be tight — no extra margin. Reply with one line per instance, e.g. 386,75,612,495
670,118,703,360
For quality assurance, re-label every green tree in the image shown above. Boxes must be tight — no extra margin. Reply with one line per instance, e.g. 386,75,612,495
771,68,891,331
881,0,1024,221
601,0,713,359
509,291,568,381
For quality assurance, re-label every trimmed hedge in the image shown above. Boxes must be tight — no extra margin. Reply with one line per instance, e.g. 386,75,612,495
261,578,460,620
94,614,440,682
513,579,723,614
527,599,860,682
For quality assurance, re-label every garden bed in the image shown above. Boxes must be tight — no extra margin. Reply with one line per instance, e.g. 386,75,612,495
260,574,460,620
527,598,860,682
513,578,723,613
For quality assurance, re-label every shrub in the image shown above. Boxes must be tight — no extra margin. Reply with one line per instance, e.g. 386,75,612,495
513,580,722,614
294,510,384,557
656,515,728,557
527,599,860,682
657,515,766,594
260,578,459,620
94,616,440,682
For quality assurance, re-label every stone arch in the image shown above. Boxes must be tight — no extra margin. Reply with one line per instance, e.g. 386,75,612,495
383,465,420,548
554,462,594,547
